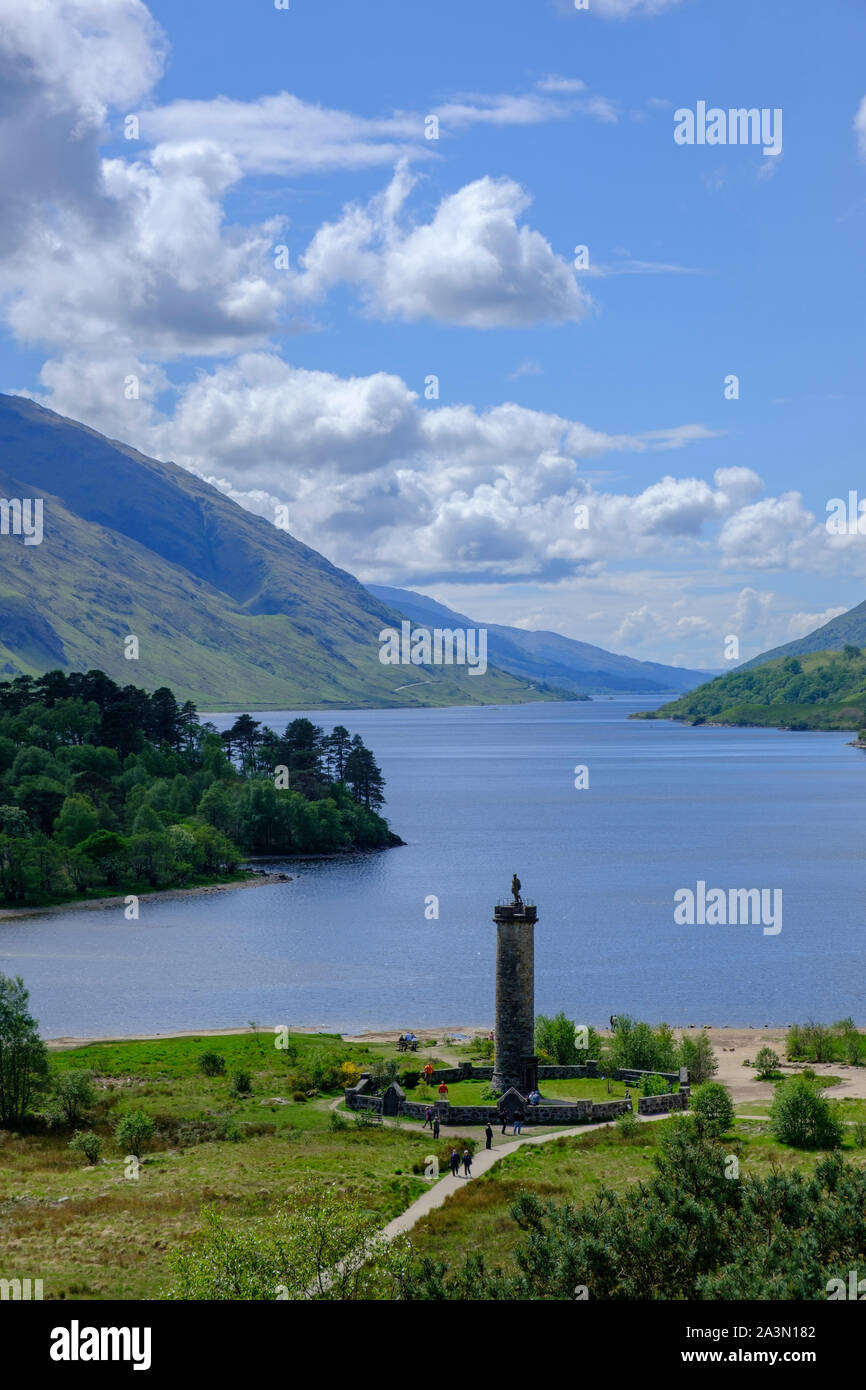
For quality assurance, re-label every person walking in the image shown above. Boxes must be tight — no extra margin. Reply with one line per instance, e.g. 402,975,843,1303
432,1114,440,1139
485,1122,493,1150
422,1105,432,1129
449,1149,460,1177
462,1148,472,1177
423,1062,434,1086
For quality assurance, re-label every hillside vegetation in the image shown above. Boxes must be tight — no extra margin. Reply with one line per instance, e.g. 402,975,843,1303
0,669,396,908
0,394,557,709
634,647,866,732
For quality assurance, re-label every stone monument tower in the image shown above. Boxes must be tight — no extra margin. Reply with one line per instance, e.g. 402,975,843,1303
492,875,538,1096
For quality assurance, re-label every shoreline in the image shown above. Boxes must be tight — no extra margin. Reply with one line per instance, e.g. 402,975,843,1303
0,871,292,923
44,1023,866,1105
45,1021,806,1048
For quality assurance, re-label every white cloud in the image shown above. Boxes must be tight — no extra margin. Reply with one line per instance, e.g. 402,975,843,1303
296,163,592,327
786,607,848,640
140,83,610,176
30,351,728,589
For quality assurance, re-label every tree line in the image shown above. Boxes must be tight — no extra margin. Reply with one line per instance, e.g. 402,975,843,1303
0,669,395,906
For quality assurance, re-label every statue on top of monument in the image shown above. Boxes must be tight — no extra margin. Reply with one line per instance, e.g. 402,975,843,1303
511,873,522,907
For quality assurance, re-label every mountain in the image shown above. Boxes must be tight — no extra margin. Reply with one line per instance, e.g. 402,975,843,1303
368,584,714,696
634,648,866,732
0,394,562,710
740,600,866,668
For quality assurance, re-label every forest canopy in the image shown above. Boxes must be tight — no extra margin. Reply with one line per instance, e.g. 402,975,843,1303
0,670,396,907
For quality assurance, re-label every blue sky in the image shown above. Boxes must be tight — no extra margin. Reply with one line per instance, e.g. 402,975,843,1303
2,0,865,667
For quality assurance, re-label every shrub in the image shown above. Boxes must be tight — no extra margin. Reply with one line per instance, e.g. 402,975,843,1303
292,1091,308,1103
642,1073,669,1097
401,1071,420,1089
692,1083,735,1137
53,1069,96,1126
678,1031,718,1085
535,1012,602,1065
369,1058,401,1092
230,1069,252,1096
0,973,48,1127
218,1118,244,1142
340,1060,362,1088
853,1121,866,1148
163,1182,406,1301
753,1046,780,1079
198,1051,226,1077
114,1109,155,1158
68,1130,102,1165
617,1110,639,1138
609,1015,677,1073
329,1109,348,1131
769,1077,843,1150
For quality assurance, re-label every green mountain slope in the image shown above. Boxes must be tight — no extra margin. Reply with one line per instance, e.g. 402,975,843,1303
634,648,866,731
0,394,559,709
740,599,866,668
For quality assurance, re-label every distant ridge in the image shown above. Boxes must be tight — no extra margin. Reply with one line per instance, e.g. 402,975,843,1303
368,584,714,696
740,599,866,668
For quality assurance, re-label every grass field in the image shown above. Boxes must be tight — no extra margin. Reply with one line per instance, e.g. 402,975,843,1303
5,1032,863,1300
0,1031,459,1300
407,1118,866,1272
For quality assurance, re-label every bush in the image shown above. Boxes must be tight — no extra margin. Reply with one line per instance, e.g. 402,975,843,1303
198,1051,226,1077
68,1129,102,1165
692,1082,735,1137
292,1091,308,1103
754,1046,780,1079
163,1182,406,1301
0,973,48,1127
534,1012,601,1065
340,1060,362,1088
853,1121,866,1148
230,1068,252,1096
114,1109,155,1158
218,1118,243,1143
329,1109,348,1131
678,1030,718,1085
369,1058,401,1092
401,1071,420,1089
642,1073,669,1097
53,1069,96,1126
617,1110,639,1138
769,1077,843,1150
609,1015,677,1074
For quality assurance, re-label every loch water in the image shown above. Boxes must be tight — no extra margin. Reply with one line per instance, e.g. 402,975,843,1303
2,698,864,1037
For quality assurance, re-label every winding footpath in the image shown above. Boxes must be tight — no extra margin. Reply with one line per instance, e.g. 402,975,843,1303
327,1100,667,1241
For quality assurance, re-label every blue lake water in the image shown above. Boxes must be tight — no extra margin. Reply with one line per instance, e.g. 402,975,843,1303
1,699,864,1036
